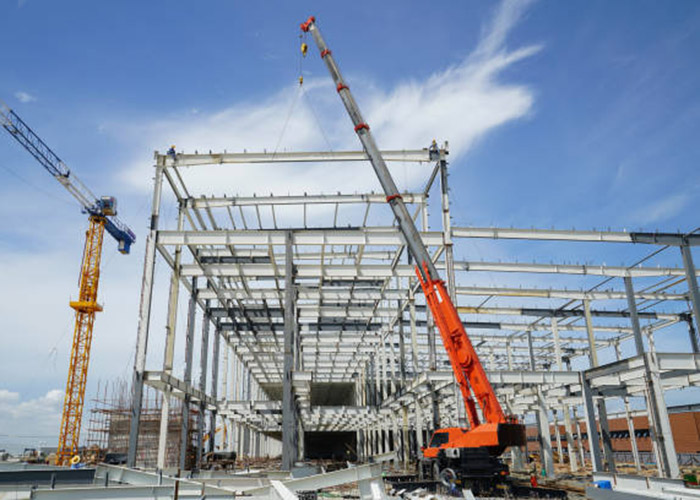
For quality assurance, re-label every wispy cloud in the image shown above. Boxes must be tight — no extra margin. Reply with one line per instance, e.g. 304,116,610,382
111,0,540,198
631,191,694,225
14,91,37,103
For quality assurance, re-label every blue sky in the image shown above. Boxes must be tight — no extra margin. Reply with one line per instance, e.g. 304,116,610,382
1,0,699,451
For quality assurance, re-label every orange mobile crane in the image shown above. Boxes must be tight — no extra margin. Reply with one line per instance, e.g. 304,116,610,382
300,17,526,489
0,102,136,466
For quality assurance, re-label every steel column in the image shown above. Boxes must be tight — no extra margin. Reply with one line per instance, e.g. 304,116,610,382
156,207,185,469
282,231,298,470
179,278,198,470
209,323,220,454
681,244,700,352
528,330,554,476
584,299,616,472
626,277,679,477
196,300,210,468
580,374,604,472
128,163,164,467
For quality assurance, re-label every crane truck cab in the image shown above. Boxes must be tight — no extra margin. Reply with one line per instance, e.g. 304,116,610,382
421,423,526,492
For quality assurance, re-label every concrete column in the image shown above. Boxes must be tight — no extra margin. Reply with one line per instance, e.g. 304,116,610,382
583,299,616,473
282,231,298,471
128,163,164,467
179,278,198,470
681,245,700,352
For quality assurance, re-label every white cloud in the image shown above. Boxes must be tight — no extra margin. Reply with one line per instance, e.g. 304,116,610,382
0,389,20,403
112,0,540,199
632,191,693,224
0,389,64,452
14,91,37,103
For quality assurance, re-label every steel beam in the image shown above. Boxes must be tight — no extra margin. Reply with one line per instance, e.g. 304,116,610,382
452,226,700,246
160,148,436,166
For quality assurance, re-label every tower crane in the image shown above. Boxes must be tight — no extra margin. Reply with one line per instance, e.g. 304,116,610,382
0,101,136,466
300,17,525,489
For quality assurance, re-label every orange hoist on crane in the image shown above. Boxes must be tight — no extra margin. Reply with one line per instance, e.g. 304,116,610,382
0,101,136,466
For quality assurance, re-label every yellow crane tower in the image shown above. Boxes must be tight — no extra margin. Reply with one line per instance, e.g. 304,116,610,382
0,102,136,466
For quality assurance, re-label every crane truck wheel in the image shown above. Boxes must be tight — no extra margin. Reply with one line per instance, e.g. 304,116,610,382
438,467,457,487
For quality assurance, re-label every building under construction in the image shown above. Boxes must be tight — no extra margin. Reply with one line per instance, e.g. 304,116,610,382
3,14,700,500
105,139,700,497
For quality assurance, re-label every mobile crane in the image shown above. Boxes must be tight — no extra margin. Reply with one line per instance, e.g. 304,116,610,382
300,17,526,488
0,102,136,466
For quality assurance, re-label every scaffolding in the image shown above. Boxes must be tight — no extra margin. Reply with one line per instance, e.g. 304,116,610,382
87,380,196,469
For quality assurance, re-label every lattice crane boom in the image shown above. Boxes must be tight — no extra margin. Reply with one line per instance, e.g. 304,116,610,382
0,100,135,466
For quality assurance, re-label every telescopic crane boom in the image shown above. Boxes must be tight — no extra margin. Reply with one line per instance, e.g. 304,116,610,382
1,102,136,466
300,17,524,476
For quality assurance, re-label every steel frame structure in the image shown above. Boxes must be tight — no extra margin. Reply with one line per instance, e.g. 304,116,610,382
127,146,700,479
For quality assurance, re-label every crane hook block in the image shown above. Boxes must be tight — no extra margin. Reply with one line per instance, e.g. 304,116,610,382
300,16,315,32
301,43,308,57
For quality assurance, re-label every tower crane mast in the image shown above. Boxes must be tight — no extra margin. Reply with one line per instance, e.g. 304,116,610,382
0,101,136,466
300,17,525,486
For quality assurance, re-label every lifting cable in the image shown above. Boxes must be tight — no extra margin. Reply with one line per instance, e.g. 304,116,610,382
274,32,337,157
299,30,334,152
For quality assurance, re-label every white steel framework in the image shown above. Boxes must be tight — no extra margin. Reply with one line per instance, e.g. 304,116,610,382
127,146,700,479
